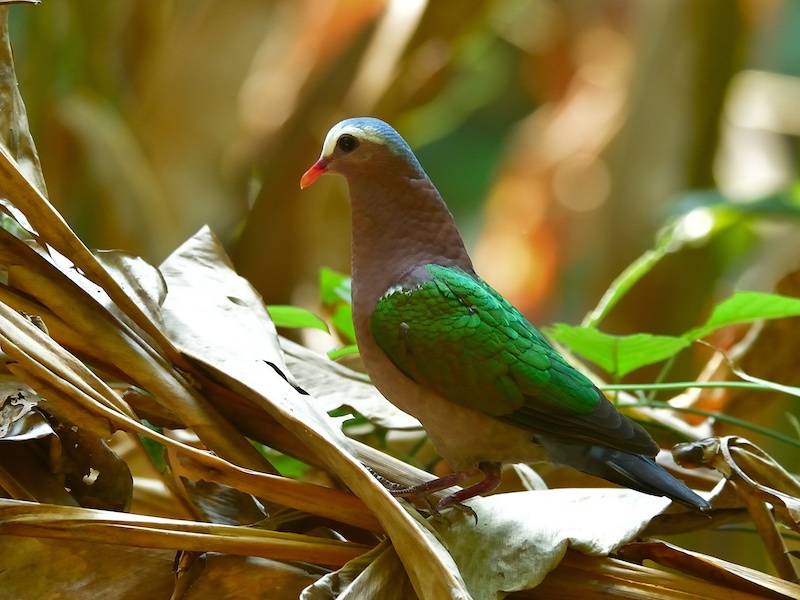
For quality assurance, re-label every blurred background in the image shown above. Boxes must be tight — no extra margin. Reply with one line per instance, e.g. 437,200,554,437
8,0,800,325
7,0,800,574
8,0,800,320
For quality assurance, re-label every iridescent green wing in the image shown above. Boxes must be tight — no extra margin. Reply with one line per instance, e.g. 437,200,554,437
370,265,656,454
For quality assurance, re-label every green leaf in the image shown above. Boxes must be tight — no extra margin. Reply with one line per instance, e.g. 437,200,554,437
319,267,351,305
547,324,690,379
683,291,800,340
331,304,356,343
266,305,329,333
320,267,355,343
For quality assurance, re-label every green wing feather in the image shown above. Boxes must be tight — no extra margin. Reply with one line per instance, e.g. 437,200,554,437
370,265,657,455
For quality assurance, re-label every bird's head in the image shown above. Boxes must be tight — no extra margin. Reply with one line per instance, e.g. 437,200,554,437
300,117,425,188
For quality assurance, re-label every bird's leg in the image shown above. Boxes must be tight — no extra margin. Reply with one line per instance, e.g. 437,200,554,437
436,462,502,514
368,466,478,497
368,462,502,523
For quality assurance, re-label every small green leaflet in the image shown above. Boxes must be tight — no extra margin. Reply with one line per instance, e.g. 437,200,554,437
138,419,166,472
683,291,800,340
327,343,360,361
252,442,310,479
266,305,329,333
549,291,800,379
546,324,690,379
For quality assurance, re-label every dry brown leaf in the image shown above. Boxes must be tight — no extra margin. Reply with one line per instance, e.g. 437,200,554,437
618,540,800,600
157,226,474,599
0,536,177,598
0,306,122,438
0,384,44,440
180,552,321,600
280,336,421,431
93,248,168,329
0,535,322,599
679,436,800,531
431,488,685,599
524,549,784,600
0,435,79,505
674,436,800,581
49,424,132,512
303,540,420,600
0,4,46,197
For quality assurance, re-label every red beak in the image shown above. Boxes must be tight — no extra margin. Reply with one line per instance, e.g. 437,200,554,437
300,159,329,189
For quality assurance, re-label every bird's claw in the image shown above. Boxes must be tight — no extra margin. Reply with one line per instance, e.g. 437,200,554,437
364,462,495,524
436,495,478,525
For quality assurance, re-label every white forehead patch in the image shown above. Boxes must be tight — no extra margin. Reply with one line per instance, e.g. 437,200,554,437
319,121,389,158
315,117,424,176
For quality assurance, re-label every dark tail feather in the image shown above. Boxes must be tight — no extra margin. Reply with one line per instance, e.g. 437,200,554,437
586,446,710,511
540,438,711,511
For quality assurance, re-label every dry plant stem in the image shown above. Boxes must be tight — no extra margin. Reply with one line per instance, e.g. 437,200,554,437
0,498,368,567
0,287,135,420
200,376,436,494
205,391,455,523
689,438,800,582
0,283,124,377
83,388,379,531
1,353,122,440
177,454,383,533
716,438,800,580
172,551,205,600
737,485,799,583
180,374,326,468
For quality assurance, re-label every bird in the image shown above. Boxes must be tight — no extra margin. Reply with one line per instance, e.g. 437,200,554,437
300,117,710,516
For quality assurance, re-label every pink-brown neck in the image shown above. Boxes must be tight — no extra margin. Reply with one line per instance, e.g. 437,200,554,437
342,167,473,324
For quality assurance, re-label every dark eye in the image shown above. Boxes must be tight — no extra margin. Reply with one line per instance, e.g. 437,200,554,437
337,134,358,153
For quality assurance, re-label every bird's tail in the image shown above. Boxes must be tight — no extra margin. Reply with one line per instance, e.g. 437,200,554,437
540,438,711,511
